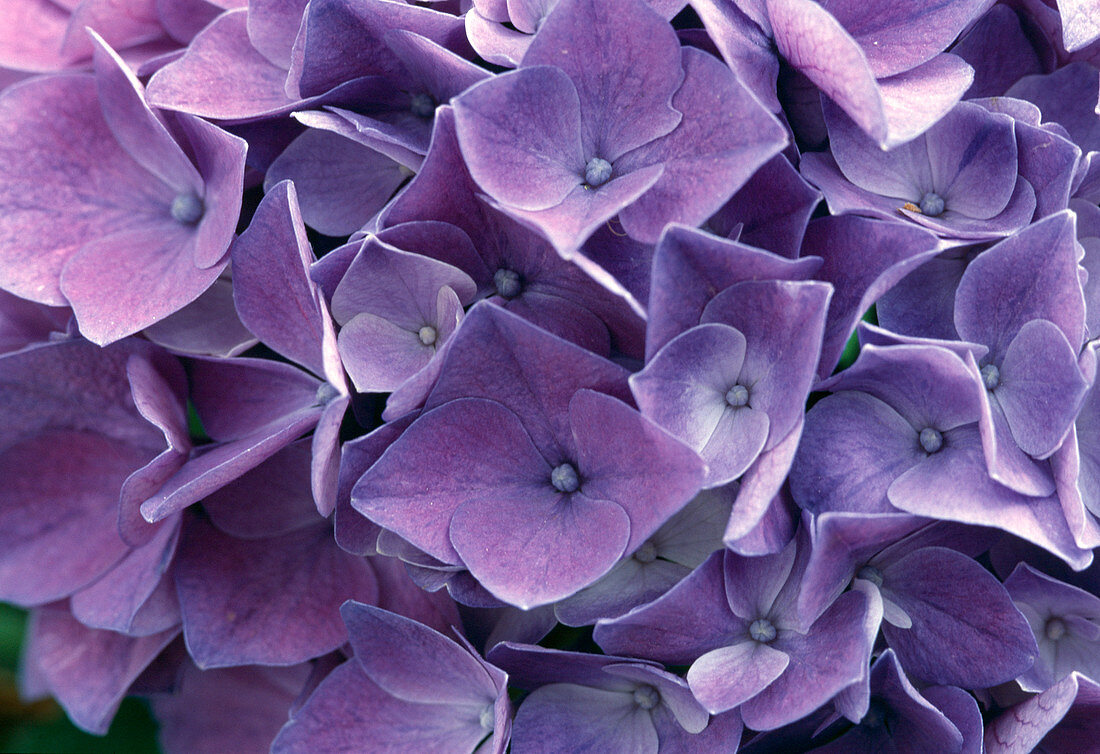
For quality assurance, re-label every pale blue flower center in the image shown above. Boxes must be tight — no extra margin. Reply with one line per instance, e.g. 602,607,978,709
1045,617,1067,641
479,703,495,730
315,382,340,406
410,93,435,118
857,565,884,588
919,427,943,454
171,192,204,225
632,685,660,710
585,158,613,188
418,325,437,346
633,540,658,563
726,384,749,408
551,463,580,493
494,268,522,299
981,364,1000,390
919,192,945,217
749,618,777,643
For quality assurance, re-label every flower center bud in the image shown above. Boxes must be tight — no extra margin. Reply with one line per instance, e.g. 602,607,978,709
632,685,660,710
1045,617,1068,641
418,325,437,346
725,384,749,408
856,565,884,588
919,192,945,217
550,463,579,493
171,192,204,225
584,157,613,188
632,540,658,563
494,268,522,299
479,702,495,730
749,618,777,643
315,382,340,406
981,363,1000,390
919,427,943,454
410,93,435,119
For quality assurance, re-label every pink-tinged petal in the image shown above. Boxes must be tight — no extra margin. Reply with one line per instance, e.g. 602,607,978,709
452,487,631,609
338,313,435,393
978,393,1057,497
617,47,788,243
880,546,1039,687
923,685,984,754
889,425,1092,569
571,389,706,551
23,607,178,734
232,181,341,381
741,590,873,731
465,7,529,67
984,672,1090,753
139,406,323,523
201,440,322,540
62,0,164,61
272,660,495,754
70,518,180,635
702,280,831,450
630,323,749,456
691,0,781,112
176,516,377,667
1059,0,1100,51
646,225,822,359
595,551,748,663
522,0,682,160
688,641,789,714
824,0,994,78
511,684,659,754
342,602,499,706
371,553,463,635
146,10,294,120
0,290,70,354
354,397,553,565
804,214,941,378
926,102,1018,220
453,66,585,212
0,0,77,72
154,663,311,754
90,33,202,192
310,392,347,516
384,28,492,106
142,276,258,357
189,356,321,441
955,210,1086,355
767,0,886,143
875,54,975,149
724,422,803,548
61,225,223,346
493,166,664,254
722,541,798,622
0,431,146,606
248,0,309,68
997,319,1089,459
292,0,469,99
265,129,408,236
180,111,248,269
789,391,924,515
0,74,176,306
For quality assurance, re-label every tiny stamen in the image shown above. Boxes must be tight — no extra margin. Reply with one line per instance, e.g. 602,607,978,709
494,268,522,299
315,382,340,406
550,463,580,493
418,325,437,346
584,157,613,188
632,685,660,710
749,618,777,643
171,192,204,225
410,93,435,118
981,364,1000,391
725,384,749,408
479,703,495,730
919,428,943,454
1045,617,1067,641
919,192,945,217
856,565,884,588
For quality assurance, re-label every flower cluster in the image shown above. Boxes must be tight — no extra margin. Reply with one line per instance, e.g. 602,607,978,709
4,0,1100,751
